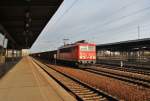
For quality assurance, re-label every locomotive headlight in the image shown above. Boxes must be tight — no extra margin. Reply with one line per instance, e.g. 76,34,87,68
93,56,96,59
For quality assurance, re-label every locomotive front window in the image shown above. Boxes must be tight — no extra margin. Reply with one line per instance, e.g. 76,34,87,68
80,46,88,51
80,46,95,51
88,46,95,51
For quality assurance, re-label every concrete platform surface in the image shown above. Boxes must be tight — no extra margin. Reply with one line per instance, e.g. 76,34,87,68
0,57,76,101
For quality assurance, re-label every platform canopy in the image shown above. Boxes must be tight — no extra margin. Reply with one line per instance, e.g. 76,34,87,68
97,38,150,51
0,0,63,49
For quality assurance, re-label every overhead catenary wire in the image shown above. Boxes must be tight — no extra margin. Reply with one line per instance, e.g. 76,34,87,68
68,0,138,34
52,0,79,27
58,1,150,44
31,0,79,50
30,0,150,53
80,2,150,36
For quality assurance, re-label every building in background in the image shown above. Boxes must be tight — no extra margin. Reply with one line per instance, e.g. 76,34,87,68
22,49,29,56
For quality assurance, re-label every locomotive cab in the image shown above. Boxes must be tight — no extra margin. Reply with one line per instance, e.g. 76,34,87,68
56,40,96,66
78,44,96,65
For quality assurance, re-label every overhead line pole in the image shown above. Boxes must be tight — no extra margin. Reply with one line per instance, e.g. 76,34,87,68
138,25,140,39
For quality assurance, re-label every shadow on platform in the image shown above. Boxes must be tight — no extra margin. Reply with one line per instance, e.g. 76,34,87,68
0,58,22,79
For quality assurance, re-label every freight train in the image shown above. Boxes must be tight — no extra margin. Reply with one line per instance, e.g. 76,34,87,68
31,40,96,66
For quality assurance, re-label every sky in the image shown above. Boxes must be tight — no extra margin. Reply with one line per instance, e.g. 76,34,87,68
30,0,150,53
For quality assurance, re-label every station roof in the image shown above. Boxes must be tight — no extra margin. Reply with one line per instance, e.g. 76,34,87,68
97,38,150,51
0,0,63,49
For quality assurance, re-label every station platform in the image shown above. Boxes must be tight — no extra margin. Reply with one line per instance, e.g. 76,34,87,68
0,57,75,101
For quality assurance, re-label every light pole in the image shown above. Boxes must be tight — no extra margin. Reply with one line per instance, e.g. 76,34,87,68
137,25,140,39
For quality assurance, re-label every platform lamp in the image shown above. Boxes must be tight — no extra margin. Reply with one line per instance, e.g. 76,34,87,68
24,7,32,49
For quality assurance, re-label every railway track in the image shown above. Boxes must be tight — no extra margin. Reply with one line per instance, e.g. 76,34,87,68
82,66,150,88
95,64,150,75
32,59,118,101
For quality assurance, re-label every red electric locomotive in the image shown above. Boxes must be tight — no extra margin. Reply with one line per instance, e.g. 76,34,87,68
56,40,96,66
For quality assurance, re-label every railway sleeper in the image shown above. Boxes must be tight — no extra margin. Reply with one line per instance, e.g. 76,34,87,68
81,96,105,101
75,91,94,95
81,93,99,97
71,89,91,92
88,97,106,101
64,83,82,86
72,89,92,93
68,86,88,89
77,92,97,97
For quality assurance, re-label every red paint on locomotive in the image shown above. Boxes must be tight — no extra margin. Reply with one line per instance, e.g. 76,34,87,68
57,41,96,65
78,43,96,60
